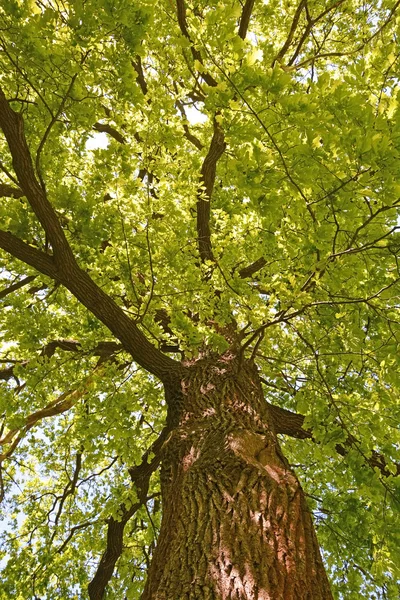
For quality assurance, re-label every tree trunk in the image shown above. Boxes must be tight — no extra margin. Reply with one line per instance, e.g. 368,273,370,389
142,354,333,600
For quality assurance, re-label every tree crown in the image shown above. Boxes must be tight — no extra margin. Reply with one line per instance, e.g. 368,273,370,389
0,1,399,598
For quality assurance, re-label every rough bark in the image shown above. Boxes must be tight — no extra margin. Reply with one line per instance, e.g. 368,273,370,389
142,354,333,600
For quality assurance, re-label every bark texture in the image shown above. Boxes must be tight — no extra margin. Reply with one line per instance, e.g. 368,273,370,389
142,354,333,600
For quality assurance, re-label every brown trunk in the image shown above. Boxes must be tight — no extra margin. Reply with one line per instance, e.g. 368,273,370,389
142,354,333,600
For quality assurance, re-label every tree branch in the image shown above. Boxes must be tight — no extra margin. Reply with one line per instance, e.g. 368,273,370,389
0,339,123,383
0,86,76,269
0,385,83,462
93,122,126,145
175,0,218,88
273,0,306,65
0,274,37,300
88,426,169,600
197,118,225,262
131,55,148,96
0,229,58,278
266,400,400,477
238,0,256,40
238,257,267,279
0,89,180,382
0,182,24,198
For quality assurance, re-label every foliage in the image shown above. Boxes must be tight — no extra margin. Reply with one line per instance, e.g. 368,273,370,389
0,0,399,598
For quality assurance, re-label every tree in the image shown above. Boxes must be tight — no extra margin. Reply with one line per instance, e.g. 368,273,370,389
0,0,399,597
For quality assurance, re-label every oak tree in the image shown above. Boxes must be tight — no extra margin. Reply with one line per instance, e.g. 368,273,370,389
0,1,399,598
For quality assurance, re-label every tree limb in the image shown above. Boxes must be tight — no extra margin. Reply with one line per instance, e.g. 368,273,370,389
131,55,148,96
266,401,400,477
0,274,37,299
273,0,306,65
0,229,58,278
93,122,126,144
0,339,123,382
88,426,169,600
238,257,267,279
0,86,76,268
0,182,24,198
238,0,256,40
0,88,180,382
175,0,218,88
197,118,225,262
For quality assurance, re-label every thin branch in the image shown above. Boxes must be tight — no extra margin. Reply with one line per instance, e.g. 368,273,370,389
55,521,93,555
293,0,400,70
0,275,37,300
203,55,315,220
175,0,218,87
0,339,123,383
131,56,148,96
287,0,346,66
0,385,84,462
273,0,306,65
175,99,203,150
36,73,78,188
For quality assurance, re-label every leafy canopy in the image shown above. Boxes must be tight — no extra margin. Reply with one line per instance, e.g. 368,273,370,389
0,0,399,598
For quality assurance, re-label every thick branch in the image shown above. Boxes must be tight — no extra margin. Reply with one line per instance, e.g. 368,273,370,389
267,401,400,477
88,427,169,600
238,256,267,279
0,182,24,198
93,122,126,144
0,230,179,379
238,0,256,39
0,87,76,269
0,90,180,381
197,119,225,262
0,229,57,277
